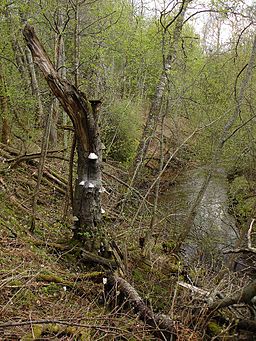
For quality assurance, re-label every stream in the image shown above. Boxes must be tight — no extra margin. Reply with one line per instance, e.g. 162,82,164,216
162,168,238,264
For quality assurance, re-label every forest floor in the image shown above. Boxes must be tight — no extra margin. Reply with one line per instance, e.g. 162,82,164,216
0,143,160,340
0,143,253,341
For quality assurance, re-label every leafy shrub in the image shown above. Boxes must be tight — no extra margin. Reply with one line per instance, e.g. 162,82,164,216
102,99,142,163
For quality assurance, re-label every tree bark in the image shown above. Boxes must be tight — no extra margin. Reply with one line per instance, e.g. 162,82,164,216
23,24,103,246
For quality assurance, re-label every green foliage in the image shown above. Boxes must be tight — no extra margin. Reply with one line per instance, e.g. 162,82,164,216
102,99,142,163
228,176,256,228
42,282,61,295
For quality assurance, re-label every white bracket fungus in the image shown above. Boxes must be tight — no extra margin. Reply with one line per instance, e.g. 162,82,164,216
88,152,98,160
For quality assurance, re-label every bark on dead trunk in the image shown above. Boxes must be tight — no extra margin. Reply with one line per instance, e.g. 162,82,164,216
23,24,102,246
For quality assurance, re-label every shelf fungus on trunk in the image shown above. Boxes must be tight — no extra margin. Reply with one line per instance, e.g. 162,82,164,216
23,24,103,248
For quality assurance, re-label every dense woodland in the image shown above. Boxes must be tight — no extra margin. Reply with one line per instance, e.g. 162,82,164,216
1,0,256,340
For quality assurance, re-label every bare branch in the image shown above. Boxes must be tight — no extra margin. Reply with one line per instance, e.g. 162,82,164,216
224,219,256,254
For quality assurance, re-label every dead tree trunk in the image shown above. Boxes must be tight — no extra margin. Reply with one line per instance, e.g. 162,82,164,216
23,24,102,246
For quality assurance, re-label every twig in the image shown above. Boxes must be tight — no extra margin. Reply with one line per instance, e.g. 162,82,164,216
178,281,210,296
247,218,256,250
0,319,126,333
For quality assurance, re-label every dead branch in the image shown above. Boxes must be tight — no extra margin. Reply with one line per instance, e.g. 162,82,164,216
105,275,179,340
0,319,125,334
81,250,118,270
208,279,256,311
224,219,256,254
178,281,210,297
1,143,68,190
6,150,68,167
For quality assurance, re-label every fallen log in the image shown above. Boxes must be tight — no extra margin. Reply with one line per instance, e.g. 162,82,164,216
81,250,118,270
208,279,256,311
105,275,179,340
30,238,180,339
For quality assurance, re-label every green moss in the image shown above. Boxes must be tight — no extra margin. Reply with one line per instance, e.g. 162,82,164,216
32,325,43,338
207,321,222,336
132,268,145,283
15,288,37,307
45,324,60,334
41,282,61,295
8,279,22,286
21,325,43,340
37,272,64,283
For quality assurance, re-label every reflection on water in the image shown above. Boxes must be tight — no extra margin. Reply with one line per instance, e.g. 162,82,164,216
161,168,238,262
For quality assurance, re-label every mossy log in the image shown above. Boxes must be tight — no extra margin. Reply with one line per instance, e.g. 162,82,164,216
35,271,105,287
81,250,118,270
21,323,90,340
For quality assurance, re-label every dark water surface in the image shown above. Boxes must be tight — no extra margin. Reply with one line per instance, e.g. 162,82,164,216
161,168,238,263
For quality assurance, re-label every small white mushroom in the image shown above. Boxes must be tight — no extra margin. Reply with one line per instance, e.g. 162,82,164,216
73,216,79,222
101,208,106,214
79,180,85,186
88,152,98,160
103,277,107,285
88,182,95,188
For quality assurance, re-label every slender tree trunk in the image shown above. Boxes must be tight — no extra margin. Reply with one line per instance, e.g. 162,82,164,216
74,0,80,88
12,40,31,90
23,24,103,247
5,9,31,91
130,0,190,186
0,61,10,144
141,103,166,257
24,47,44,125
31,106,52,232
49,9,67,146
